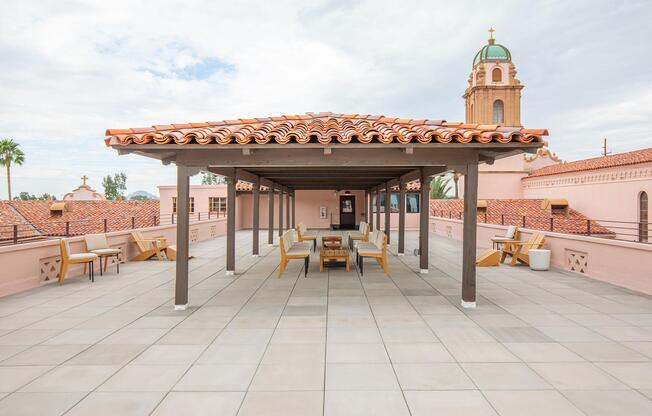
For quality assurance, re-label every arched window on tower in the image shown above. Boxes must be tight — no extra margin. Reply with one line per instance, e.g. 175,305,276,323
640,191,649,242
492,100,504,124
492,67,502,82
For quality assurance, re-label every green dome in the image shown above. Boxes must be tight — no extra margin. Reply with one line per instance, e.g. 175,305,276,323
473,42,511,66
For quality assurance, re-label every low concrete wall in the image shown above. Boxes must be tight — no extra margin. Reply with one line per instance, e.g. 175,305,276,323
0,218,227,297
429,216,652,295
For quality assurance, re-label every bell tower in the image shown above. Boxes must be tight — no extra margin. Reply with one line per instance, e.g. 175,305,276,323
464,28,523,127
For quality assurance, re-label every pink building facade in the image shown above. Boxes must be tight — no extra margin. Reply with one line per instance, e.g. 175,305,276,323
158,185,421,231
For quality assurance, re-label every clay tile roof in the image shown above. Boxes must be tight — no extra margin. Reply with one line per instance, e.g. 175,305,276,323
429,199,613,236
5,200,160,237
528,147,652,178
105,113,547,147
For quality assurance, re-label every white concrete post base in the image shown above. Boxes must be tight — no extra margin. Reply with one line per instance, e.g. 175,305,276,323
252,254,259,258
461,300,477,309
174,304,188,311
225,270,235,276
397,253,404,257
420,269,429,274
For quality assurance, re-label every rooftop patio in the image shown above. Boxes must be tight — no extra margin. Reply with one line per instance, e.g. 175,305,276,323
1,231,651,415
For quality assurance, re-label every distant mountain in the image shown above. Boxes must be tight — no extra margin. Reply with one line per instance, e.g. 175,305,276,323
127,190,159,200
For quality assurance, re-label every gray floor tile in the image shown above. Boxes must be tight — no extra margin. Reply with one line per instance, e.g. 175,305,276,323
326,363,399,390
174,364,257,391
65,391,164,416
152,392,244,416
325,390,410,416
405,390,498,416
394,363,475,390
484,390,585,416
563,390,652,416
0,392,85,416
239,391,323,416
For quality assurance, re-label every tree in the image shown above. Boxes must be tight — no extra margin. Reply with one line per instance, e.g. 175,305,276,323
201,172,226,185
430,176,452,199
102,172,127,200
0,138,25,200
13,192,56,201
130,194,152,201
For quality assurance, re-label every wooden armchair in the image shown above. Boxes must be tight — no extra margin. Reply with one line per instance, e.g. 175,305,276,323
279,230,311,278
296,222,317,251
58,239,98,284
501,233,546,266
357,231,388,276
348,222,369,250
131,231,169,261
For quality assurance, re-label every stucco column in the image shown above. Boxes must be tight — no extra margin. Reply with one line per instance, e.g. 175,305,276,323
278,185,283,238
375,186,381,232
174,164,190,310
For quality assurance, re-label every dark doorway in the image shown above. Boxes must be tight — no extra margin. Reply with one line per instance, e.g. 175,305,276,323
339,195,356,229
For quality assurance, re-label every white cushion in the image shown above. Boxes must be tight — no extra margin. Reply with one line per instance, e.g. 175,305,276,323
287,247,310,256
69,253,98,261
91,248,121,256
358,248,382,255
295,242,312,251
505,225,517,239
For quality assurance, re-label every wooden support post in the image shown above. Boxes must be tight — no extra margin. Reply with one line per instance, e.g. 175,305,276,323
375,186,381,232
278,185,283,238
419,168,430,273
268,182,274,245
364,190,369,224
291,191,296,229
369,189,374,231
174,164,190,309
285,189,290,232
252,177,260,256
226,176,236,275
462,161,479,308
384,182,391,244
398,179,406,256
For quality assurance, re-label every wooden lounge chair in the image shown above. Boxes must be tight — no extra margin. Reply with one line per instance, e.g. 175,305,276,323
357,231,389,276
348,221,369,250
477,225,519,267
490,225,518,249
131,231,169,261
476,249,501,267
58,239,98,284
279,230,311,278
296,222,317,251
84,233,121,275
164,245,195,261
501,233,546,266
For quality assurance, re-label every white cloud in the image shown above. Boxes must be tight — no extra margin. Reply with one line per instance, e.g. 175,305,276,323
1,0,651,198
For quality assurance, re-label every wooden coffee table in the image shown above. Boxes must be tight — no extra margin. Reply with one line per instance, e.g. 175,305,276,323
322,235,343,250
320,249,350,272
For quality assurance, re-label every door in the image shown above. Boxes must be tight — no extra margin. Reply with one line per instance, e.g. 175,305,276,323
339,195,356,229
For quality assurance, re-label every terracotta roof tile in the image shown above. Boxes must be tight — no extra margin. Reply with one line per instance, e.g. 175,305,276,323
106,113,546,147
430,199,613,235
527,147,652,178
4,200,160,238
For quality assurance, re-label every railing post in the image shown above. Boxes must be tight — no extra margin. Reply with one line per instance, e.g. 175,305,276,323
550,217,554,232
198,212,201,221
65,222,70,237
103,218,108,233
501,214,504,225
587,219,591,235
172,214,175,225
153,215,157,226
13,224,18,244
522,215,526,228
131,216,135,229
484,212,487,223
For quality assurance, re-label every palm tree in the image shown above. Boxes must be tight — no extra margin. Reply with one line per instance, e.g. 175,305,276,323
429,176,452,199
0,138,25,200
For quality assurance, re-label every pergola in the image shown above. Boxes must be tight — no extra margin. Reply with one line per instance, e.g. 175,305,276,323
105,112,546,309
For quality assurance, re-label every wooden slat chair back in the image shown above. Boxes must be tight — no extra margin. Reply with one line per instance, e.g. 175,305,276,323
279,230,311,278
501,233,546,266
130,231,169,261
348,221,369,248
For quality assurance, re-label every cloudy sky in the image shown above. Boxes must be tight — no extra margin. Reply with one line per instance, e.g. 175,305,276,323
1,0,651,199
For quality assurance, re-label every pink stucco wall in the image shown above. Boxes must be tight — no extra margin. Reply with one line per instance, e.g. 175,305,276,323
522,162,652,239
429,216,652,295
0,218,227,297
158,185,228,220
